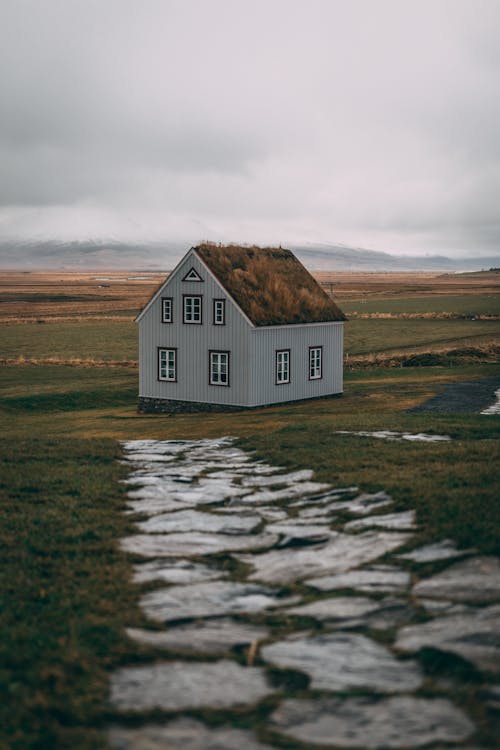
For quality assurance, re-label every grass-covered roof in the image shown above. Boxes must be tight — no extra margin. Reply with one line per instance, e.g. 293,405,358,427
194,243,346,326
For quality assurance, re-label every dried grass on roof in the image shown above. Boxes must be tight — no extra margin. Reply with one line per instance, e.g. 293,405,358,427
195,243,346,326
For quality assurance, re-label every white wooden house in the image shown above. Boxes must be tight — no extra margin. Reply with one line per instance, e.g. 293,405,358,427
136,243,345,411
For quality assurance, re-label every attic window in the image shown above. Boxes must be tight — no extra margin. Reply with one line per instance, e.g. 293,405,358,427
182,267,203,282
213,299,225,325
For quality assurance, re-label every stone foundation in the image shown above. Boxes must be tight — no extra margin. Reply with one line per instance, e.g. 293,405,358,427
137,397,245,414
138,392,342,414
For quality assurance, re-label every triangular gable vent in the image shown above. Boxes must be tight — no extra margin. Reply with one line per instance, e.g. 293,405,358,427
182,267,203,282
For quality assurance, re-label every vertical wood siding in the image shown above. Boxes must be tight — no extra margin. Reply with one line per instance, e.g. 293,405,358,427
248,322,343,406
138,250,344,407
138,252,252,405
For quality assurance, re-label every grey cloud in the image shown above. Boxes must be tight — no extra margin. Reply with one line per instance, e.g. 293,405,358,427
0,0,499,258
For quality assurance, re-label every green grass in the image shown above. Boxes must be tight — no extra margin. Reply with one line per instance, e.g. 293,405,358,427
345,318,500,354
1,309,499,748
341,293,500,315
0,438,147,750
0,320,137,361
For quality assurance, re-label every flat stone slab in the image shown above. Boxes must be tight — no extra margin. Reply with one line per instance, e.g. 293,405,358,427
262,632,422,692
345,510,416,531
284,596,382,622
140,581,297,621
327,490,393,515
266,522,332,542
269,696,474,748
126,619,269,655
120,531,278,558
413,556,500,602
110,660,272,711
395,604,500,673
238,531,411,584
335,429,451,442
305,564,410,594
136,509,261,535
240,469,314,486
108,718,274,750
132,559,226,585
398,539,474,563
239,481,331,505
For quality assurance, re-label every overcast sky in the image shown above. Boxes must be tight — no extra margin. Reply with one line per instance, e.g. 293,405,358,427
1,0,499,257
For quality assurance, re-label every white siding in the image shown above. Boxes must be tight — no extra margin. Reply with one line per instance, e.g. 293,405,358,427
138,251,252,406
248,322,343,407
138,249,344,408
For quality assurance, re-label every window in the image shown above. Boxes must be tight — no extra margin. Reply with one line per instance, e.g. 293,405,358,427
158,348,177,381
213,298,225,325
161,297,173,323
276,349,290,384
209,350,230,386
309,346,322,380
182,267,203,282
183,295,202,324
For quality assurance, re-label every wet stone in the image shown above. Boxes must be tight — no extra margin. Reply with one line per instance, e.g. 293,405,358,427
126,618,269,655
395,604,500,673
327,490,393,515
345,510,416,532
269,696,474,748
284,595,381,623
305,564,410,594
110,659,272,711
334,429,451,443
413,556,500,602
108,718,275,750
139,580,297,622
239,481,331,505
120,531,278,558
132,559,226,585
398,539,474,563
261,632,422,692
238,531,411,584
136,509,261,535
266,522,332,543
240,469,314,486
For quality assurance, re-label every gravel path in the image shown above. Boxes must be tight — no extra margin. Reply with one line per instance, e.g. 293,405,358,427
409,376,500,413
107,438,500,749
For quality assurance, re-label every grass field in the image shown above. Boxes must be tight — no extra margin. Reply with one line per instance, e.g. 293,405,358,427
1,268,499,749
341,293,500,316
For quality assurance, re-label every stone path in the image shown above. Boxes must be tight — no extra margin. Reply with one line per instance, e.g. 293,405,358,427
108,437,500,749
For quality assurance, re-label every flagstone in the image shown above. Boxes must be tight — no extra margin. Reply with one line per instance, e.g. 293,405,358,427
395,604,500,673
108,718,274,750
120,531,278,558
305,564,410,594
238,531,411,584
140,580,297,621
413,556,500,602
269,696,474,748
110,660,272,711
261,632,422,692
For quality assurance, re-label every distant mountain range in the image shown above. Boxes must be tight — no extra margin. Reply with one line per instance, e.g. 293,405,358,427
0,238,498,272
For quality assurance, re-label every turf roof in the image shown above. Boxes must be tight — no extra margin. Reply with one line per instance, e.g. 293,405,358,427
194,243,346,326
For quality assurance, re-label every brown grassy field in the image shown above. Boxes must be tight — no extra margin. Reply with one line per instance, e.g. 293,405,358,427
2,268,499,323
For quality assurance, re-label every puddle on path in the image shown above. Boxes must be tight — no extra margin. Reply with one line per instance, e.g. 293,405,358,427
107,437,499,749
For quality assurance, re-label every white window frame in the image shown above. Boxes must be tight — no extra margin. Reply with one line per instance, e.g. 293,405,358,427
209,350,230,386
183,295,202,324
161,297,173,323
309,346,322,380
213,298,225,325
276,349,290,385
158,347,177,382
